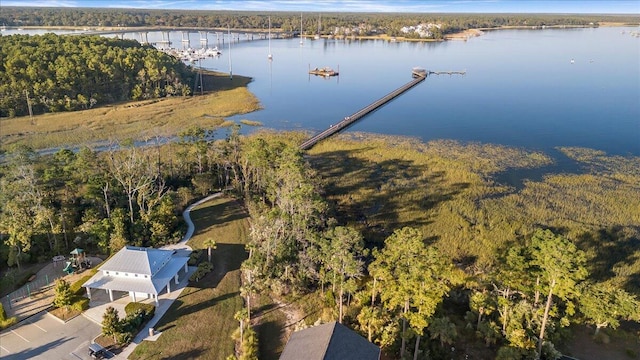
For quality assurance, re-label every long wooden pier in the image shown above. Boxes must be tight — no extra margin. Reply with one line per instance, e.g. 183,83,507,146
299,73,426,150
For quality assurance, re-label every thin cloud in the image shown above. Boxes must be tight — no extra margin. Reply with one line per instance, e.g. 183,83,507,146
2,0,80,6
1,0,637,13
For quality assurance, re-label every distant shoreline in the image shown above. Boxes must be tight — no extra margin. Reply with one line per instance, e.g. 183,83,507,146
12,21,636,44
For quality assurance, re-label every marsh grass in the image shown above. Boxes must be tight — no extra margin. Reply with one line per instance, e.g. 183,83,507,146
239,119,263,127
129,196,251,360
309,134,640,290
1,73,260,150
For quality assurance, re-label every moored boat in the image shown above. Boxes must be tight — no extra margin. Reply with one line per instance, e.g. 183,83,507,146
309,67,339,77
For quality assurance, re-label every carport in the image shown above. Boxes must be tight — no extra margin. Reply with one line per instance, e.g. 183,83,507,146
82,246,190,304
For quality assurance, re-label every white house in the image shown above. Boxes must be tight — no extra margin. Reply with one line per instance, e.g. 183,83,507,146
82,246,190,304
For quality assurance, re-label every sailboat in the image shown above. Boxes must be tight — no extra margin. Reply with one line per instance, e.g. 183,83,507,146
314,14,321,40
300,13,304,46
228,25,233,79
267,16,273,60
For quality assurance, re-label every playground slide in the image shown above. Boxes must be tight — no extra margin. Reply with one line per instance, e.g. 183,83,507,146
63,261,74,274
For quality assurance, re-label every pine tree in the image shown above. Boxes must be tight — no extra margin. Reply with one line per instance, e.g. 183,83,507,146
53,279,73,312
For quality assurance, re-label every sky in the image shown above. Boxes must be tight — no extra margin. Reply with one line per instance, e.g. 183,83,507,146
0,0,638,14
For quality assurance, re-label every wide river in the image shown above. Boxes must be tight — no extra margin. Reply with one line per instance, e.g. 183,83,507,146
7,26,640,156
218,26,639,157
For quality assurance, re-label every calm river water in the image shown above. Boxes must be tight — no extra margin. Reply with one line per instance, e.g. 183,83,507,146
210,26,639,156
7,26,640,156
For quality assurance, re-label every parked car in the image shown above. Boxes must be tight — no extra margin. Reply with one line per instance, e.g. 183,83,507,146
88,343,107,359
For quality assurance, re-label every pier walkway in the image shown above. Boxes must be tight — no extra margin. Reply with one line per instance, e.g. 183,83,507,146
299,73,426,150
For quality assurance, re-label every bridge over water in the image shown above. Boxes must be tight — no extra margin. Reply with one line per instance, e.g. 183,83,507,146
76,27,295,48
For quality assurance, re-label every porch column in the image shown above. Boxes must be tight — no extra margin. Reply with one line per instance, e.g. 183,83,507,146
86,287,92,300
167,281,171,293
108,289,114,302
184,262,188,272
154,294,159,304
174,274,179,284
132,292,137,303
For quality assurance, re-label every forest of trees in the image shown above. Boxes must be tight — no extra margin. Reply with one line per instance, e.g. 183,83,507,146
0,34,193,117
0,130,638,359
1,7,636,39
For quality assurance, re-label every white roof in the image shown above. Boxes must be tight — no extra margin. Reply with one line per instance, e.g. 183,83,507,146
99,246,173,276
82,246,189,295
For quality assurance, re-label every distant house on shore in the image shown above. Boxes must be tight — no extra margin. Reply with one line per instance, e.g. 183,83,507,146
279,321,380,360
82,246,190,304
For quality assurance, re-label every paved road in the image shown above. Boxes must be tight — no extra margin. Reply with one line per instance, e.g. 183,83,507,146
0,311,101,360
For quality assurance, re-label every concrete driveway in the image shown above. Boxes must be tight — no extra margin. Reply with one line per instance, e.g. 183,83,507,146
0,311,102,360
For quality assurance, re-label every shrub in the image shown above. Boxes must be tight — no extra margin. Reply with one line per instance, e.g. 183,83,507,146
0,317,17,330
72,297,90,311
188,250,202,266
124,302,155,319
0,303,17,330
0,302,7,321
240,327,259,360
117,302,156,344
190,261,213,282
117,331,133,345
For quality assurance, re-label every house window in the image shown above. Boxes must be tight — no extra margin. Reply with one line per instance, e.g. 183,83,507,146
115,272,119,275
125,273,128,276
144,275,148,279
135,274,138,277
105,271,109,275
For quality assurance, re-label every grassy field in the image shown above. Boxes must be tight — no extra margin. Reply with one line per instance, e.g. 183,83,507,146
0,72,260,150
129,196,252,360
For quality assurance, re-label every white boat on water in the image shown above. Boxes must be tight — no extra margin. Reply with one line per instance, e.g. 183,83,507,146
205,47,221,57
300,13,304,46
268,16,273,60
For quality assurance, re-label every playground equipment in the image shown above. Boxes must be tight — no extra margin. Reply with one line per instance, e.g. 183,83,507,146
63,248,92,274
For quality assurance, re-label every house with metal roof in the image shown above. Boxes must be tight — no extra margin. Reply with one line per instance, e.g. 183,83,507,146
82,246,190,304
279,321,380,360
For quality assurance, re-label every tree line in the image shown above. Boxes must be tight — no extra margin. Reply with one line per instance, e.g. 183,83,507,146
2,7,636,38
0,34,193,117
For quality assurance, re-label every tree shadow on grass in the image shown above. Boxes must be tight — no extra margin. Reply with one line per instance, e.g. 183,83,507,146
163,291,240,322
256,320,284,360
201,72,252,93
190,199,249,237
577,226,640,292
187,243,247,291
309,148,467,245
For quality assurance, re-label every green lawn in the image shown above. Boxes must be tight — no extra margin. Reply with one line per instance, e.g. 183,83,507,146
129,196,250,360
